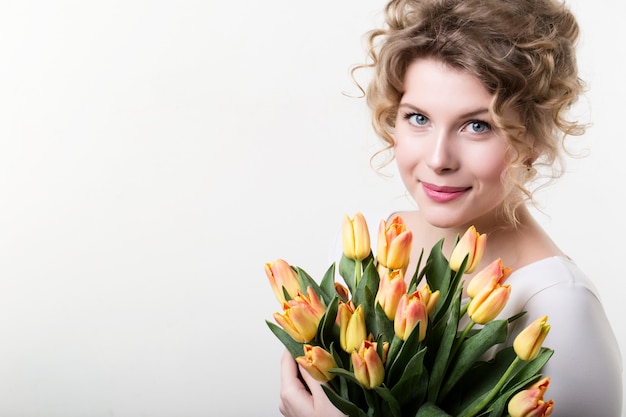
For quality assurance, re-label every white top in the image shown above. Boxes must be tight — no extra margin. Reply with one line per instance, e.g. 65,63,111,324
330,211,623,416
497,256,622,417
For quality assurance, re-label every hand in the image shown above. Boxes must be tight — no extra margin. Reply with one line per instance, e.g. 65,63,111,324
278,349,346,417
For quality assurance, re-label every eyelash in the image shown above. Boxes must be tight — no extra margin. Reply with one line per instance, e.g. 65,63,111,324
466,120,492,133
402,112,492,133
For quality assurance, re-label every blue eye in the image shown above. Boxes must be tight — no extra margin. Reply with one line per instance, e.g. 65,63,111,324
466,120,491,133
405,113,429,126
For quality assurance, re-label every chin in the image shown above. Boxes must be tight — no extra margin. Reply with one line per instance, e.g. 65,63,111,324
420,210,472,230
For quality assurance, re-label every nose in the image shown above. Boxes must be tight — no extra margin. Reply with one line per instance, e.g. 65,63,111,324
427,129,459,173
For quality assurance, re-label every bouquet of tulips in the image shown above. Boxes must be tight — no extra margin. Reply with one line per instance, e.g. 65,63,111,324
265,213,554,417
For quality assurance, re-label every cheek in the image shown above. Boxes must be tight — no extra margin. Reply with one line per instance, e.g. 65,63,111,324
470,154,514,198
393,140,418,174
475,159,507,183
465,143,509,182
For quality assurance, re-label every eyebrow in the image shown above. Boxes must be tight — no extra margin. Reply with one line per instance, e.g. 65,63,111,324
398,103,491,119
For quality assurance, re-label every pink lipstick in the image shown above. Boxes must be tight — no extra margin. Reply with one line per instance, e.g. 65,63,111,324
421,182,469,203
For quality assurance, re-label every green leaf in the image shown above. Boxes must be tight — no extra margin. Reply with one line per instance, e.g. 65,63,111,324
319,263,338,302
444,347,517,414
363,389,382,416
502,347,553,391
321,384,369,417
375,302,395,342
407,248,426,294
423,239,449,294
427,286,461,402
294,266,327,303
265,321,303,358
374,385,402,417
353,259,379,307
361,286,378,337
339,254,357,293
390,348,427,407
439,319,508,400
330,367,363,385
388,321,424,386
318,296,340,350
414,402,453,417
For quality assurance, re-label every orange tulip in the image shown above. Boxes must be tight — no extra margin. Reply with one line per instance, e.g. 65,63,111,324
375,269,407,320
296,344,338,382
467,283,511,324
376,216,413,271
338,301,367,353
508,377,554,417
265,259,301,304
514,316,551,361
273,288,326,343
467,258,512,299
449,225,487,273
394,291,429,341
351,340,385,390
342,212,371,261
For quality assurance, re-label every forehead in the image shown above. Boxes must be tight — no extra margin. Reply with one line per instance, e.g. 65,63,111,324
401,58,493,111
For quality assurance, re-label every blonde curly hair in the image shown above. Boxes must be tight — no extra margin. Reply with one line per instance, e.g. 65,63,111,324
355,0,586,225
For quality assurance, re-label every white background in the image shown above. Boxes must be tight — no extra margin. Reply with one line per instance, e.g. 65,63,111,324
0,1,624,416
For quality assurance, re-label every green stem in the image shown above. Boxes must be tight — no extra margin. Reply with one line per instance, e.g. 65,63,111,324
355,260,362,285
448,319,475,367
459,356,521,417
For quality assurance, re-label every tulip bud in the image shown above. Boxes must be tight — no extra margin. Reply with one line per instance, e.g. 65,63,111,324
265,259,302,304
508,377,554,417
338,302,367,353
449,225,487,273
394,291,429,341
375,269,407,320
467,258,512,299
273,288,326,343
296,344,338,382
418,284,440,316
376,216,413,271
351,340,385,390
467,283,511,324
514,315,551,361
334,282,350,302
342,212,371,261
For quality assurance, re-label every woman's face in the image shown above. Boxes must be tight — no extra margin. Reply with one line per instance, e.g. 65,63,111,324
393,58,518,231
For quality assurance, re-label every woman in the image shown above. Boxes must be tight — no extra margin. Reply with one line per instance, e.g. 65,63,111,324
279,0,623,415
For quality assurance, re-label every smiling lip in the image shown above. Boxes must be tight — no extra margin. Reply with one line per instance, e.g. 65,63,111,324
421,182,470,203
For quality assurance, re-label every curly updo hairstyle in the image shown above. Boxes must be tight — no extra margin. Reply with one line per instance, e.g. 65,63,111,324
358,0,586,225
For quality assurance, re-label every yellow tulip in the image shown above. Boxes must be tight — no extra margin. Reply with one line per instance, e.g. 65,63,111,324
418,283,440,316
394,291,428,341
376,216,413,271
467,258,512,299
449,225,487,273
265,259,302,304
273,288,326,343
296,344,338,382
508,377,554,417
375,269,407,320
514,315,551,361
342,212,371,261
467,283,511,324
351,340,385,390
338,302,367,353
